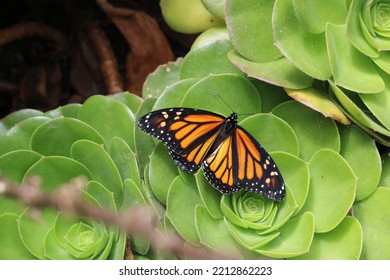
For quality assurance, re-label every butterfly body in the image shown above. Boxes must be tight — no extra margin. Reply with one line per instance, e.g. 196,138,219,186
138,108,285,201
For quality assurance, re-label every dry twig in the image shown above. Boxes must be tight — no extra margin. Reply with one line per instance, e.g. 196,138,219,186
0,22,65,46
0,176,236,260
87,23,124,95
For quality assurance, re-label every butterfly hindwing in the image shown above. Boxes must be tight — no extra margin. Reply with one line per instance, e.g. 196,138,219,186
234,127,286,202
202,134,240,194
138,108,225,173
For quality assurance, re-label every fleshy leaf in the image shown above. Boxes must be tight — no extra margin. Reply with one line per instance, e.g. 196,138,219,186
0,116,51,156
272,101,340,161
111,92,143,115
285,86,350,125
228,51,314,89
191,27,230,50
166,176,202,245
339,125,381,201
71,140,123,206
0,214,37,260
24,156,92,192
329,81,390,137
359,68,390,131
44,104,82,119
195,171,223,219
122,179,150,255
294,216,362,260
0,150,41,183
148,143,179,205
292,0,347,34
44,227,74,260
85,181,117,212
255,212,315,258
372,51,390,74
346,0,379,57
273,0,332,80
225,219,280,250
301,149,357,233
326,23,384,93
195,205,243,258
142,58,182,99
181,73,261,117
180,40,244,79
201,0,225,19
0,109,43,136
152,79,199,110
250,79,291,113
108,137,141,187
78,95,136,151
226,0,282,62
31,118,104,157
18,208,57,259
354,187,390,259
134,98,157,174
160,0,224,34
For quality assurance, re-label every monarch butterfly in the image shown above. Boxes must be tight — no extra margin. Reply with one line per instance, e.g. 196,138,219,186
138,108,286,202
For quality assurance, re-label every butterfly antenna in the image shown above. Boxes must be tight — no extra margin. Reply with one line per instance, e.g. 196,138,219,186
213,93,235,113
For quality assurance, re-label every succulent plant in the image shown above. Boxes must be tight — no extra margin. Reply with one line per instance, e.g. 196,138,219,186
153,0,390,259
139,39,386,258
0,93,159,259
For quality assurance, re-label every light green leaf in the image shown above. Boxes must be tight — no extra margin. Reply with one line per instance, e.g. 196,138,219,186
255,212,315,258
78,95,136,151
31,118,104,157
339,125,381,201
326,23,384,93
273,0,332,80
71,140,123,206
301,149,357,233
181,40,244,79
0,214,37,260
228,51,314,89
292,0,348,34
294,216,362,260
354,187,390,259
142,58,183,99
166,176,202,245
272,101,340,161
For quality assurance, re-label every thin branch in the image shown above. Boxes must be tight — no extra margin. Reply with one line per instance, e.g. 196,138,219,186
96,0,136,17
0,22,65,46
87,23,123,95
0,177,236,260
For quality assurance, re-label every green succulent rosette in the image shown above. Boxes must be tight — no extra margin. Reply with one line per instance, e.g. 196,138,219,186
0,93,164,260
222,0,390,145
138,36,389,259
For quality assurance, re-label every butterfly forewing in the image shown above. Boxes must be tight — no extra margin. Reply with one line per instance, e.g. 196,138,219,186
234,127,286,201
138,108,225,173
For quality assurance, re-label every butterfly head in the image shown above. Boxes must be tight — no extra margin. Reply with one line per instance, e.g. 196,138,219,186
224,112,238,133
